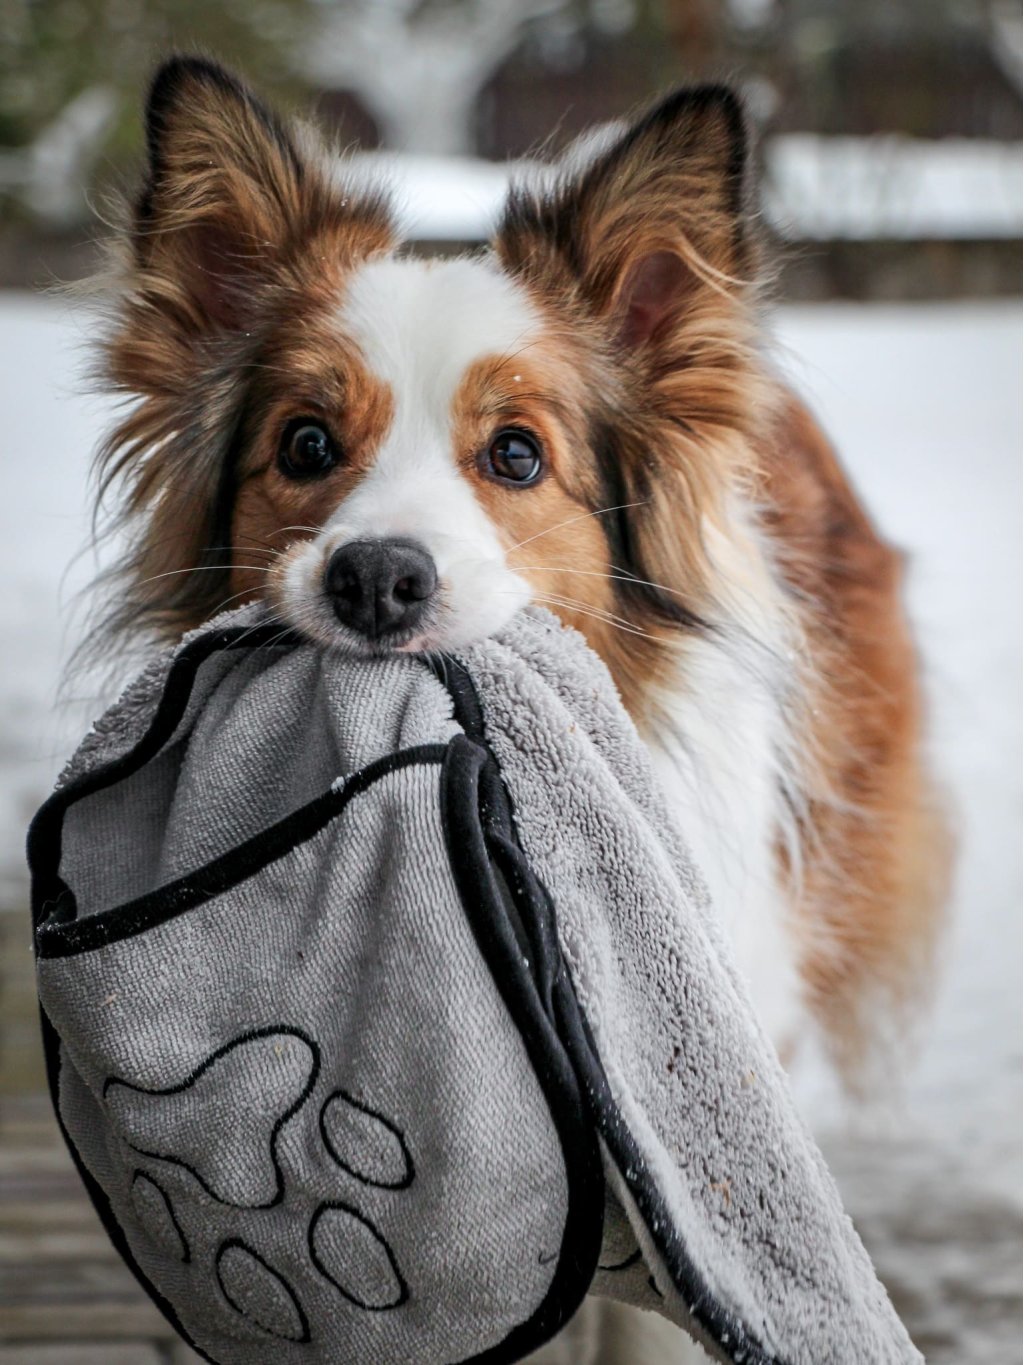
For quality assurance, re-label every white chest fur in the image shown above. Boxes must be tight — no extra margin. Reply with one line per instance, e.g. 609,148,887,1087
643,565,805,1054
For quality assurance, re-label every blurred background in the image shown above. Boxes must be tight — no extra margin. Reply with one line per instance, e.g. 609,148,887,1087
1,0,1022,290
0,3,1020,1363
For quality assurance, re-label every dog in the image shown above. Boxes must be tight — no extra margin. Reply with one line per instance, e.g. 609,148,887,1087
87,55,946,1363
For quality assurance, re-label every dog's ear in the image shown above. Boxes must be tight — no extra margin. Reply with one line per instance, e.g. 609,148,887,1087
495,88,763,659
496,86,751,354
132,55,392,334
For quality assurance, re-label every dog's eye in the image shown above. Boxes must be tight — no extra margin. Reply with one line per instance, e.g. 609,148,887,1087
483,429,543,486
278,420,339,479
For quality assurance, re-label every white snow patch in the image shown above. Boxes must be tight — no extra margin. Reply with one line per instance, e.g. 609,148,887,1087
340,138,1023,242
764,136,1023,241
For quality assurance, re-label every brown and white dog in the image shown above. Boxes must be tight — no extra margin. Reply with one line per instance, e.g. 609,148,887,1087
90,55,946,1362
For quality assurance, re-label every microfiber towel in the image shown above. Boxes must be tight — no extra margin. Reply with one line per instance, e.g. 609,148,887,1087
28,604,920,1365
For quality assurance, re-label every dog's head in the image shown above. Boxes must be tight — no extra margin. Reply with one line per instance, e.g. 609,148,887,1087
96,57,769,707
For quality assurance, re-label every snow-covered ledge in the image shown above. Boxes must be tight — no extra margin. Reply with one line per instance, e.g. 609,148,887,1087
339,137,1023,244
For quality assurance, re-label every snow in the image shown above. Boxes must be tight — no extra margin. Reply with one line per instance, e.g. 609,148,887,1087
340,139,1023,241
763,136,1024,241
1,294,1020,1359
342,151,519,240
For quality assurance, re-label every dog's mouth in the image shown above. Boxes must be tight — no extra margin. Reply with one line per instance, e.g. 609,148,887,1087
327,616,444,659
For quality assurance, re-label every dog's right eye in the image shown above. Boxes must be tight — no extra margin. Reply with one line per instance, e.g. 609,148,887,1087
278,420,340,479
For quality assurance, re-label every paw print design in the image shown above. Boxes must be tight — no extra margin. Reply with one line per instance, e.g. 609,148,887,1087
105,1027,319,1209
104,1028,414,1344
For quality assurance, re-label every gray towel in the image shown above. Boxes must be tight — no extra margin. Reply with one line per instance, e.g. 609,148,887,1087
29,604,919,1365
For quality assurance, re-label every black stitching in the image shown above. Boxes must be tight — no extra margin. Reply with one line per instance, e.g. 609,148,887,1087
130,1169,191,1264
318,1090,414,1191
104,1027,320,1210
308,1201,409,1312
215,1237,311,1343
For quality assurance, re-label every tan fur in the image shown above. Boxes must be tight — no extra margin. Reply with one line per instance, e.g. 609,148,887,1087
229,310,396,610
760,396,949,1072
450,351,632,685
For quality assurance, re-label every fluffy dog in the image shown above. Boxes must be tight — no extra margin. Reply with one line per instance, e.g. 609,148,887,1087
88,56,946,1363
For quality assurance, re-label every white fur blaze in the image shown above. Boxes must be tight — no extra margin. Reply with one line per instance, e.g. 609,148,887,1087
277,256,543,653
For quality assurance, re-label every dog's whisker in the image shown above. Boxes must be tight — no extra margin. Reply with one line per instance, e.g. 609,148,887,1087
208,586,272,614
505,502,650,557
531,599,654,640
209,545,276,559
513,563,691,601
231,532,283,551
526,589,648,633
515,590,656,640
137,566,273,588
230,609,299,652
427,649,450,693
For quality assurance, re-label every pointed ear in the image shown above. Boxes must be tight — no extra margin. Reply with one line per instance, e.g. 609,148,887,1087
496,86,751,352
133,56,392,333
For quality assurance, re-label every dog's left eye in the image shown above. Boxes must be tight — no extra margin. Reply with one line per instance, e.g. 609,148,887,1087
278,420,339,479
483,429,543,486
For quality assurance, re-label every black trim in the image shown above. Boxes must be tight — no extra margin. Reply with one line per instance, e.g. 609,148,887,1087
39,1009,220,1365
548,877,776,1363
440,735,605,1363
28,620,448,959
29,622,300,941
36,741,447,959
424,650,485,736
461,820,776,1362
598,1248,641,1274
31,632,310,1356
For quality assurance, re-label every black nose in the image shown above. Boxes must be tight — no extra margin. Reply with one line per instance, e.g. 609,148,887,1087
324,539,437,639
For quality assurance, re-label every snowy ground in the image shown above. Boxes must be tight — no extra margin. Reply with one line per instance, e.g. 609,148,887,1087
1,294,1020,1361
